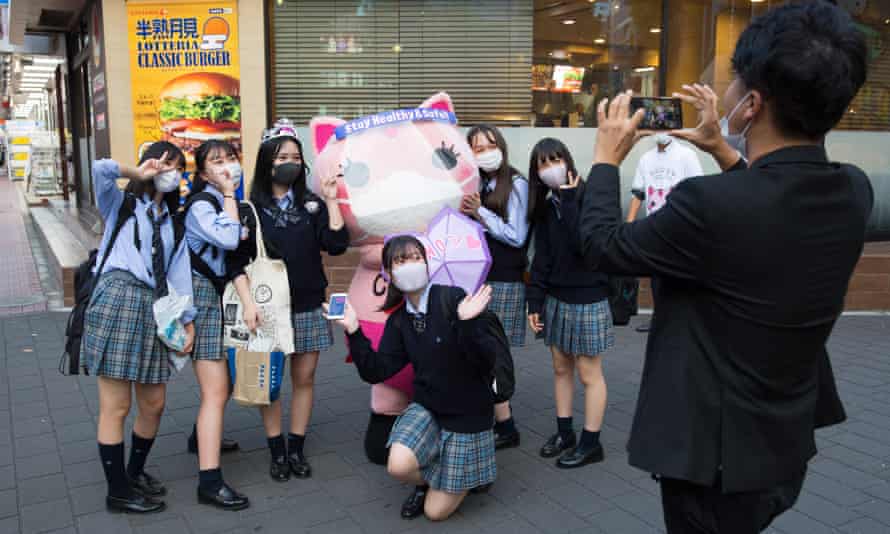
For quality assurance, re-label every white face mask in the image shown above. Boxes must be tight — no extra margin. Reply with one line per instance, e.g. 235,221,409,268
720,91,753,158
539,163,567,190
154,169,181,193
654,133,672,146
476,149,504,172
391,261,429,293
224,162,242,189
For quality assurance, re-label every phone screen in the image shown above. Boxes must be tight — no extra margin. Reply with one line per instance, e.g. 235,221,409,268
328,294,347,318
630,97,683,130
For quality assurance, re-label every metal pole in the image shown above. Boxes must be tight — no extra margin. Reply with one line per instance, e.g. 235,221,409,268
55,65,69,202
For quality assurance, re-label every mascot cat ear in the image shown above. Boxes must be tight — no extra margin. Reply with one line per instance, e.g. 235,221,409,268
419,92,454,113
309,117,347,156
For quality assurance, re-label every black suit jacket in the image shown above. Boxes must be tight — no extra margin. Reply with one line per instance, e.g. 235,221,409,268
577,146,873,492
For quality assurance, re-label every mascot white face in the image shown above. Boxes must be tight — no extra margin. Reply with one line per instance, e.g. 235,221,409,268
308,92,480,245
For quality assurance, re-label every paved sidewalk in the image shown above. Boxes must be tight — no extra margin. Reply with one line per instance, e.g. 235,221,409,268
0,175,46,316
0,312,889,534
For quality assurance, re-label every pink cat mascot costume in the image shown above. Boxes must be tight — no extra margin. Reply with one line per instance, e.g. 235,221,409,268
309,93,479,419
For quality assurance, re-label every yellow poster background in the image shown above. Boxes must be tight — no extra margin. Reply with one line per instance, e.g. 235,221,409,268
127,2,241,171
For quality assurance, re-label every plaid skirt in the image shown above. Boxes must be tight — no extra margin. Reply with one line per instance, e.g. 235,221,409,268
80,270,172,384
488,281,527,347
292,307,333,354
543,296,614,357
387,403,496,493
191,272,224,361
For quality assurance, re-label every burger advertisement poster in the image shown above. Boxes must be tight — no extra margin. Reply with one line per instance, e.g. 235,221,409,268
127,2,241,190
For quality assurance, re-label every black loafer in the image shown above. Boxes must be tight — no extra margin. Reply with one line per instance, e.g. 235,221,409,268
128,470,167,497
556,443,605,469
540,432,576,458
197,482,250,510
494,431,520,450
270,456,290,482
401,486,428,519
188,435,241,455
106,493,166,514
288,452,312,479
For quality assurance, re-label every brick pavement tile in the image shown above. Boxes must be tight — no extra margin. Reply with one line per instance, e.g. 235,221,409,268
16,473,68,507
862,481,890,503
322,475,379,507
838,516,890,534
58,439,96,466
0,466,14,490
852,498,890,526
46,391,86,411
132,516,190,534
814,448,890,482
794,490,862,527
0,517,19,534
10,388,45,407
0,489,16,520
479,516,545,534
55,421,95,444
0,447,10,467
75,510,133,534
609,489,666,528
64,459,106,488
303,517,364,534
803,471,872,507
772,509,836,534
569,468,639,499
14,451,62,480
63,481,108,516
11,401,49,421
586,507,662,534
541,481,615,518
19,497,73,534
8,374,44,392
14,432,58,459
346,496,416,534
507,492,589,533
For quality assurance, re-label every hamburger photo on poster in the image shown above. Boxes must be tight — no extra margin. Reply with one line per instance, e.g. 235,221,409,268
157,72,241,166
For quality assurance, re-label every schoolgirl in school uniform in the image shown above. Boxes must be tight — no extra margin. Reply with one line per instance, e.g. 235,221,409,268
461,124,529,450
226,125,349,482
81,142,195,513
181,140,249,510
330,236,498,521
526,137,613,469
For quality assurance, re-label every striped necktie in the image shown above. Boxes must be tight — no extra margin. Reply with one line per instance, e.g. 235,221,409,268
148,206,169,299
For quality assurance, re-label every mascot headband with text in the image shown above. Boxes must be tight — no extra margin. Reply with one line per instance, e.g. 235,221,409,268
334,107,458,140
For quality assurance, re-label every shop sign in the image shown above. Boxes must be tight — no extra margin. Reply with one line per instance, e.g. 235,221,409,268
127,1,241,174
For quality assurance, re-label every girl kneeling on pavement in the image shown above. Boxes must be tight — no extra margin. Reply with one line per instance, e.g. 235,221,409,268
82,142,195,513
330,236,499,521
226,125,349,482
181,140,249,510
526,138,613,469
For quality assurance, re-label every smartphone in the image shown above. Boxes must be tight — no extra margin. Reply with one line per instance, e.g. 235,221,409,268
630,97,683,130
327,293,347,320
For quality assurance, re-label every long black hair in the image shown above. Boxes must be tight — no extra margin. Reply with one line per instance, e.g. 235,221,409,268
379,235,429,312
188,139,239,200
250,135,310,208
527,137,581,224
126,141,185,216
466,124,521,221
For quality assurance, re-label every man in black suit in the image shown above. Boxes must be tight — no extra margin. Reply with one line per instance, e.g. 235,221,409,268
568,2,871,532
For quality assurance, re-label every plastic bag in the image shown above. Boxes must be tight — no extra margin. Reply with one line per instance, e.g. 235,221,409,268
247,331,275,352
153,283,192,357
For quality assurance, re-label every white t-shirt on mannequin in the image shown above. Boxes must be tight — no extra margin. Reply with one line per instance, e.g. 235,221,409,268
631,141,704,215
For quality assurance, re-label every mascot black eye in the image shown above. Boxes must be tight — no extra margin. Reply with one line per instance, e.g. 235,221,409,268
433,141,460,170
341,158,370,188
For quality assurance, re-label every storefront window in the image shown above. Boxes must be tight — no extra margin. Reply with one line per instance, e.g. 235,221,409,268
532,0,663,127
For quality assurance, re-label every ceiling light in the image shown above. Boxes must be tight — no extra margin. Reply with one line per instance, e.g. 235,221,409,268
634,66,656,73
32,57,63,65
594,38,606,44
392,44,402,53
885,18,890,25
750,0,765,3
649,27,661,33
562,19,576,25
23,66,57,72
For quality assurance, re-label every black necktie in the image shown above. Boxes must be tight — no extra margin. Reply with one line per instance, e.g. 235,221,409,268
411,312,426,334
149,206,168,299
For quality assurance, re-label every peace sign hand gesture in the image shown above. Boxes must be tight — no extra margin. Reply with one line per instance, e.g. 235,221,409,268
560,170,581,190
134,151,171,181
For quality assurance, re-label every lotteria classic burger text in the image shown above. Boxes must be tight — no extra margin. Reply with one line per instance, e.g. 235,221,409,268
158,72,241,164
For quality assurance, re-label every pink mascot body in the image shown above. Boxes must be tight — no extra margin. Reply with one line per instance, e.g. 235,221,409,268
309,93,479,414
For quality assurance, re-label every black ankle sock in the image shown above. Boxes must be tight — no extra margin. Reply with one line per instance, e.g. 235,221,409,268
99,442,131,498
494,417,517,436
288,433,305,456
199,468,224,492
557,417,574,437
579,429,601,449
126,432,155,478
267,434,286,459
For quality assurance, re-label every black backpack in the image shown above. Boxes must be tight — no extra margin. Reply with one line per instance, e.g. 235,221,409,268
608,276,639,326
60,194,185,376
436,286,516,403
180,191,228,296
